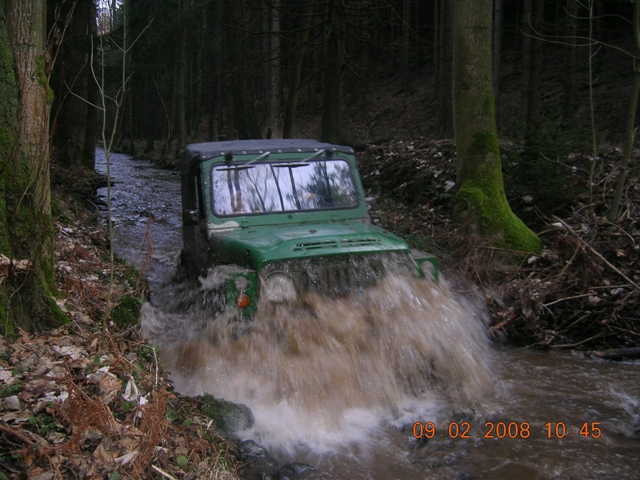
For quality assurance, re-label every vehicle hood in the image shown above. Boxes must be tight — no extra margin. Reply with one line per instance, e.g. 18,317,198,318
215,220,410,270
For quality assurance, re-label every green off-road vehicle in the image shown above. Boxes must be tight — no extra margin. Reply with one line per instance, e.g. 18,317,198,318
179,139,438,316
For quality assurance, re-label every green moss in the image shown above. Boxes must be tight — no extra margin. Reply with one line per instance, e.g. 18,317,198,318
482,95,495,118
0,5,65,334
46,296,70,325
454,127,541,253
470,130,500,159
199,394,254,434
111,295,143,329
35,56,54,104
455,179,541,252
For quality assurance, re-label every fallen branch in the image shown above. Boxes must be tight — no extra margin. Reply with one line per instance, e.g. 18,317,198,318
588,346,640,360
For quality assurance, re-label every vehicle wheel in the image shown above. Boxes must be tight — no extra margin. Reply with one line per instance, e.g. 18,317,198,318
176,248,199,281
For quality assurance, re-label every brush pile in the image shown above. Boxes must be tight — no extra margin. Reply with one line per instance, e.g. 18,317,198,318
359,139,640,354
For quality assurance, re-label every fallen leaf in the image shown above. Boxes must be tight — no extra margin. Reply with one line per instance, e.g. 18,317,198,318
3,395,21,411
122,377,139,402
115,450,139,466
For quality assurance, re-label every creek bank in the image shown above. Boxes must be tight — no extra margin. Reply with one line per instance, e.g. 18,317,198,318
356,138,640,351
0,166,245,479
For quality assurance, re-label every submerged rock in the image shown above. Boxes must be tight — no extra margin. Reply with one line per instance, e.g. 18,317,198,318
198,394,254,435
237,439,269,462
237,439,277,480
274,462,317,480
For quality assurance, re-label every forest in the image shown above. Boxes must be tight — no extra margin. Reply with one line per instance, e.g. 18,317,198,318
1,0,640,478
47,0,637,156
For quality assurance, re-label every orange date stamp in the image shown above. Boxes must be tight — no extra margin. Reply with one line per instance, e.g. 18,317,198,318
412,421,602,440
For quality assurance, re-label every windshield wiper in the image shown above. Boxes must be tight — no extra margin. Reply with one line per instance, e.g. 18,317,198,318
271,162,309,168
217,165,255,171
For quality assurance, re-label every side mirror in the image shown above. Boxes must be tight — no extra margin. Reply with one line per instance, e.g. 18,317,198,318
182,210,200,226
365,196,377,209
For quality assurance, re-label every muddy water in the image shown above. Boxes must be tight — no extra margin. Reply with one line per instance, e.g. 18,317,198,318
96,149,640,479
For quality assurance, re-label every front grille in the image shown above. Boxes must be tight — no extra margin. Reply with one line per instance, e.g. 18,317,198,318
339,237,381,248
261,253,412,297
292,240,338,251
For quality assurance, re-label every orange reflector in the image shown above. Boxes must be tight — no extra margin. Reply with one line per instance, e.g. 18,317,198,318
236,293,251,309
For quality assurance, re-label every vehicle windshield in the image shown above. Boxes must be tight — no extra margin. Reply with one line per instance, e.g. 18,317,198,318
211,158,359,216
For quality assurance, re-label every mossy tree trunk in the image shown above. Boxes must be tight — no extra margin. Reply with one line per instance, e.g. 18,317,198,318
1,0,68,334
452,0,541,253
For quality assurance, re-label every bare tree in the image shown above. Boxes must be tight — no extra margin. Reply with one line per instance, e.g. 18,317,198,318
608,0,640,222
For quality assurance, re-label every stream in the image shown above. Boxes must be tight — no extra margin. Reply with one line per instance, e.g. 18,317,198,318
96,148,640,479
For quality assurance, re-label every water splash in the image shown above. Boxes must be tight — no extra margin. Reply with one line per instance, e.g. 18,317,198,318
141,263,495,456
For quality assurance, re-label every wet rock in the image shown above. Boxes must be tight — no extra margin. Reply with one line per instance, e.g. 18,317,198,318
237,440,276,480
237,439,269,462
239,456,278,480
198,394,254,435
274,462,316,480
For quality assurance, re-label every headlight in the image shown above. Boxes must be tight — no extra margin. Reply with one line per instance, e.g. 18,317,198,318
234,275,249,291
420,260,436,280
263,274,296,303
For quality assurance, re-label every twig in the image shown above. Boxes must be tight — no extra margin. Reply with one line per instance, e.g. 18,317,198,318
0,423,54,456
152,345,159,388
552,216,640,293
151,464,178,480
490,313,517,332
543,292,599,307
549,332,603,348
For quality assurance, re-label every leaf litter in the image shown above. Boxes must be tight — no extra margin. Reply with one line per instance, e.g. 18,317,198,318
1,175,242,480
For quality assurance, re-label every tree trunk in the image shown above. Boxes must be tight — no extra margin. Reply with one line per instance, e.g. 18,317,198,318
269,0,281,137
402,0,411,89
320,0,344,144
526,0,545,133
1,0,67,333
520,0,532,125
562,0,578,129
433,0,439,98
493,0,504,129
215,0,224,140
83,0,98,169
607,0,640,222
437,0,454,137
282,0,315,139
452,0,540,252
177,0,187,150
